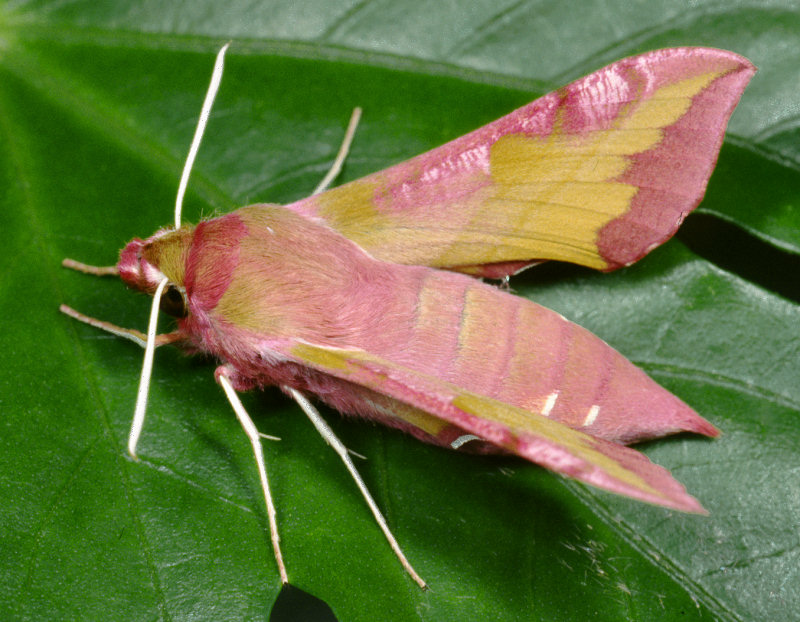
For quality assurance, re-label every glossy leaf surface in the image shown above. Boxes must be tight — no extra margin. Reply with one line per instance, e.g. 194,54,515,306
1,1,798,620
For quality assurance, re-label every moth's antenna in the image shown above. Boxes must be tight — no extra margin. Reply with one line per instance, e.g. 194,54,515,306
129,277,169,458
174,42,229,228
127,45,230,458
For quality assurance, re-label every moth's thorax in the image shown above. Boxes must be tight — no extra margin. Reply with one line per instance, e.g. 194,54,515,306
181,204,406,348
118,226,195,293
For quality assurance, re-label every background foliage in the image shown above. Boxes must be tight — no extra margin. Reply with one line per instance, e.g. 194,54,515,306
1,1,798,620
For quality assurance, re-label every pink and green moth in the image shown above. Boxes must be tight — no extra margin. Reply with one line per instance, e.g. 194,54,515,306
61,45,755,588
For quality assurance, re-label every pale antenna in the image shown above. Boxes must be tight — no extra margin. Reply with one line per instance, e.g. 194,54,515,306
175,43,230,228
128,44,230,458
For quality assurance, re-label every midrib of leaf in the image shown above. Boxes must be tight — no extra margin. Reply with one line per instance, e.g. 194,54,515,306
10,19,555,91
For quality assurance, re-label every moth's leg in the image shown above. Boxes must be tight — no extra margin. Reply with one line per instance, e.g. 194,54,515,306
61,259,182,348
312,107,362,195
59,305,183,348
61,278,184,459
217,365,288,584
284,386,427,589
62,258,119,276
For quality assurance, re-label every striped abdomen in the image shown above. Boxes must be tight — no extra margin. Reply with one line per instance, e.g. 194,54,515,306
361,265,716,445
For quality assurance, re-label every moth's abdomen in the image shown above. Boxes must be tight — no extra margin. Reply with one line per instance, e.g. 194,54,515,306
379,268,717,444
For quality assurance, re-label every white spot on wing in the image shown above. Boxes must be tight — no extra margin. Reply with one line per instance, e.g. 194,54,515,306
582,404,600,427
541,391,559,417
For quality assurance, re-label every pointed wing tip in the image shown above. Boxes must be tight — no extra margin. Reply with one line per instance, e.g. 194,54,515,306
694,419,721,439
594,47,755,273
570,432,714,515
657,489,708,515
611,468,709,515
686,500,710,516
668,399,720,439
674,400,720,439
717,47,757,76
665,46,756,75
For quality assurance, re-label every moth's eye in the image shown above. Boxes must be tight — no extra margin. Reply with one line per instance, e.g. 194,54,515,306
160,284,188,318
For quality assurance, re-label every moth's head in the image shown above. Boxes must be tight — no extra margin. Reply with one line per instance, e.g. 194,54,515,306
118,225,196,318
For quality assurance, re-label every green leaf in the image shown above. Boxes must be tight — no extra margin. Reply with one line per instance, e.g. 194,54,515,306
2,2,798,621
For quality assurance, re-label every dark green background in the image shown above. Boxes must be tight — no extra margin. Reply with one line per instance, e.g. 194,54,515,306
1,1,798,620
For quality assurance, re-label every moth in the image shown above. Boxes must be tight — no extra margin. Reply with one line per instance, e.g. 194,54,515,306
62,45,754,588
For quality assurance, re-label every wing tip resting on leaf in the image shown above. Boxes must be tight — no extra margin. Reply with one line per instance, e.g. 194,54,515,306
452,393,710,515
567,435,709,515
681,409,721,440
285,342,710,515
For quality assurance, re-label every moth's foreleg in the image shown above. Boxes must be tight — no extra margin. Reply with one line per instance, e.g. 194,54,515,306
59,305,183,348
217,366,288,585
285,386,427,589
62,258,119,276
